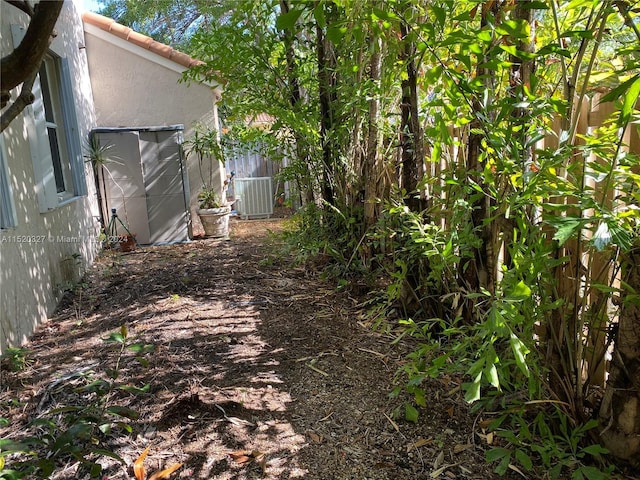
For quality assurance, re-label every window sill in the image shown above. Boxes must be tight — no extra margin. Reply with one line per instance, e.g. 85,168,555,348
58,194,84,208
43,194,84,212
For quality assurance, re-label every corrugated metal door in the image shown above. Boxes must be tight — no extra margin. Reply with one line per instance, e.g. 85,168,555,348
139,130,188,244
94,126,189,245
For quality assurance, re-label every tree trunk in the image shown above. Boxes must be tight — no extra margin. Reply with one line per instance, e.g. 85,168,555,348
598,242,640,465
459,1,501,321
399,19,424,213
316,5,338,206
363,36,382,229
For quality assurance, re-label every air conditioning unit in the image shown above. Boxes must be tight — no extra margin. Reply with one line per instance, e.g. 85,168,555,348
234,177,273,220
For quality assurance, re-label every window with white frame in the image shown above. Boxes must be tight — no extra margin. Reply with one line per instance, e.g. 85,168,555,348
0,134,18,229
28,52,87,211
39,57,73,195
10,23,87,213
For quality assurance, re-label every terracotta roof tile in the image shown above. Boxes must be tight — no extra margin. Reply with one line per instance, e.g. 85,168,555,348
82,11,204,69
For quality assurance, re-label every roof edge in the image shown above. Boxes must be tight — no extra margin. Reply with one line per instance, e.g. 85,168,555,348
81,11,204,69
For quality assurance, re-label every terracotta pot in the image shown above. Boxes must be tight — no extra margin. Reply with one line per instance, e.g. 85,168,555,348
119,234,136,252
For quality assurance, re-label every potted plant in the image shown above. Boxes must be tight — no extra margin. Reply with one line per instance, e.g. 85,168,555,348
184,123,230,238
197,187,231,238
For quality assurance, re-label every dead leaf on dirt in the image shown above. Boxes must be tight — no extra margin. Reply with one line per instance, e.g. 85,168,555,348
383,412,400,433
430,463,460,478
254,452,267,474
133,446,182,480
453,443,473,454
230,450,265,470
445,405,454,418
407,437,433,452
134,446,150,480
148,463,183,480
478,418,493,429
306,363,329,376
230,451,253,464
308,431,324,444
433,450,445,469
508,463,528,478
357,347,386,358
476,430,494,444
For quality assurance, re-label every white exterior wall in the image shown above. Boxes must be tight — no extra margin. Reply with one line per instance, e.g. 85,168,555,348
82,25,225,213
0,1,101,353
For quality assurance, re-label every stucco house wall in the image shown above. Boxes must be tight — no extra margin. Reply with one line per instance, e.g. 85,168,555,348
82,14,224,232
0,1,101,353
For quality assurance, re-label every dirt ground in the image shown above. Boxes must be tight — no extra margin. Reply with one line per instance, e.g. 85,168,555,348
1,217,507,479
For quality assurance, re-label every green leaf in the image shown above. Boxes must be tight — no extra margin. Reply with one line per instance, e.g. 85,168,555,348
118,383,150,395
89,462,102,477
76,379,110,394
312,3,325,28
126,343,153,353
484,362,500,389
621,74,640,125
37,459,55,477
134,356,150,368
464,371,482,403
600,74,640,104
326,25,347,44
66,421,93,440
276,8,303,31
414,389,427,407
47,405,83,415
515,448,533,470
105,406,139,420
496,19,530,39
560,29,594,40
549,216,585,245
115,421,133,433
431,5,446,28
574,466,608,480
510,334,530,377
0,439,33,454
405,403,419,422
372,7,397,21
104,332,125,344
581,444,608,456
0,470,21,480
537,43,571,57
98,423,111,435
486,447,510,463
507,280,531,301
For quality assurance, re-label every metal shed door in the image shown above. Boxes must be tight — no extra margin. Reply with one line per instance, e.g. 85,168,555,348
96,128,189,245
139,130,188,244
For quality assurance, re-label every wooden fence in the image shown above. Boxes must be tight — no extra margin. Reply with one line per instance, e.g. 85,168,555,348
427,93,640,388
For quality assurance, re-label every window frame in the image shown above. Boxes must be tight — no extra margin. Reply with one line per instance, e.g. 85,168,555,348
0,134,18,229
